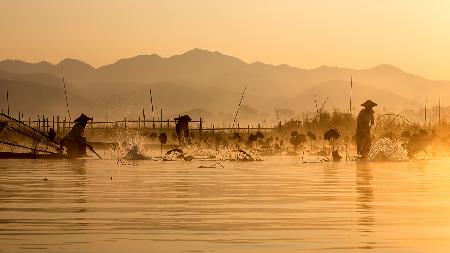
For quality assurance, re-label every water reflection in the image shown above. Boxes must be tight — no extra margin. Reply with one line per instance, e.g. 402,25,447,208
1,158,450,252
356,161,375,249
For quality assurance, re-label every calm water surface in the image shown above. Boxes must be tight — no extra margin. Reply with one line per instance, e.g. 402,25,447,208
1,157,450,253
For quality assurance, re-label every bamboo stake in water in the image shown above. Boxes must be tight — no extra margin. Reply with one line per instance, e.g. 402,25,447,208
62,78,71,122
6,90,9,116
232,83,247,128
349,76,353,114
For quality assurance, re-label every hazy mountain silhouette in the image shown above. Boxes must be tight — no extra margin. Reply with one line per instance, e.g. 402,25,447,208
1,48,449,121
0,77,91,118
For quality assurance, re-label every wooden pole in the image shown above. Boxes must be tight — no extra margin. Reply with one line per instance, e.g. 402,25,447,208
143,108,146,127
6,90,9,116
57,116,60,133
425,100,427,127
439,97,441,125
199,117,203,140
349,76,353,114
160,108,163,131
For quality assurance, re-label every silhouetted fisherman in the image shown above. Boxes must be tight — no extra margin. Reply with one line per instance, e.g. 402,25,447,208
356,100,377,159
60,114,93,158
174,115,192,144
47,128,56,141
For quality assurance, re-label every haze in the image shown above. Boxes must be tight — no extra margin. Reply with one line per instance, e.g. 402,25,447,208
1,0,450,80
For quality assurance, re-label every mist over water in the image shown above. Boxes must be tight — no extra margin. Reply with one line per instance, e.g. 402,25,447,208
1,158,450,252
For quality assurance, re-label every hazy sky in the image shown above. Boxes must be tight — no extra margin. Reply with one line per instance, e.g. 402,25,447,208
1,0,449,80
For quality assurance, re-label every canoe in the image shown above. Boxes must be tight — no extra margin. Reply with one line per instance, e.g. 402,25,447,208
0,152,68,159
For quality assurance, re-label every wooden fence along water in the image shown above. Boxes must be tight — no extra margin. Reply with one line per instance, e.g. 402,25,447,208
9,114,274,137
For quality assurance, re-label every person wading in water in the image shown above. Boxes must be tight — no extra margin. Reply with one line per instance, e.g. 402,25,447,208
60,113,97,159
356,100,377,160
174,115,192,145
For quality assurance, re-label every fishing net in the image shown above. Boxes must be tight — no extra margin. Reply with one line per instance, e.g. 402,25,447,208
0,113,60,154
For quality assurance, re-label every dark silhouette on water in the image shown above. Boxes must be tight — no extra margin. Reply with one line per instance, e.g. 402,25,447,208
290,131,306,152
324,128,340,141
324,128,341,161
356,100,377,159
174,115,192,144
47,128,56,141
60,113,97,159
158,132,167,156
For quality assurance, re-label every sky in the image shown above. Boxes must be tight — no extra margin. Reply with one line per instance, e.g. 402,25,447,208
1,0,450,80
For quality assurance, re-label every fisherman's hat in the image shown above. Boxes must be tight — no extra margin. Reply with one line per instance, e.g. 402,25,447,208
361,100,377,108
74,113,93,123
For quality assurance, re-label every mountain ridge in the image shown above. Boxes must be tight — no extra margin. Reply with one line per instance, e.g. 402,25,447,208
1,48,449,122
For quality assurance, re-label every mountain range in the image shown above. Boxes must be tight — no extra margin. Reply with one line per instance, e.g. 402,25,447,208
0,48,447,123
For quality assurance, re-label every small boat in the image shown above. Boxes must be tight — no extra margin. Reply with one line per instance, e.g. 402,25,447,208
0,152,67,159
1,113,102,160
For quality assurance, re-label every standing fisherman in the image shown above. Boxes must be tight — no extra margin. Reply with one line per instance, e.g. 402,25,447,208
174,115,192,145
356,100,377,159
60,113,96,158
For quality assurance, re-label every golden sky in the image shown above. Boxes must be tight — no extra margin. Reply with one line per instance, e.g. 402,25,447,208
1,0,450,80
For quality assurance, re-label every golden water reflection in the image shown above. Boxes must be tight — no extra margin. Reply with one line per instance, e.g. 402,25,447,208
1,157,450,252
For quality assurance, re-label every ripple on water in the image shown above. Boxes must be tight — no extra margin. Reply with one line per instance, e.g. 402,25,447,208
1,158,450,252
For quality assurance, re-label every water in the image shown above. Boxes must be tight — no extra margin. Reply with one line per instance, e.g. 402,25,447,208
1,157,450,252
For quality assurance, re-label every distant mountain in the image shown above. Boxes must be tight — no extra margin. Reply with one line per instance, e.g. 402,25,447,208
0,60,55,75
1,48,449,122
0,78,91,118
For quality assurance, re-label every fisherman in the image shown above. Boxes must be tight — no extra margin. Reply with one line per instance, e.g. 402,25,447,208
174,115,192,144
47,128,56,141
60,113,93,158
356,100,377,159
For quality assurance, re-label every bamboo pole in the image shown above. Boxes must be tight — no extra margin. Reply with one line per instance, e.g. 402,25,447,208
143,108,146,127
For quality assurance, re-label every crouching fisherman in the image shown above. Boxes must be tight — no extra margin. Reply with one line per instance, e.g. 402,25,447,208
60,114,100,159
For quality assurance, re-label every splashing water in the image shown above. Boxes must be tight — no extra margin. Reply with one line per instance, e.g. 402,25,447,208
369,137,408,161
123,144,149,160
109,129,150,159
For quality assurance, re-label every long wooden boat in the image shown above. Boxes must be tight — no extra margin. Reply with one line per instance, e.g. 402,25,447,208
0,152,68,159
